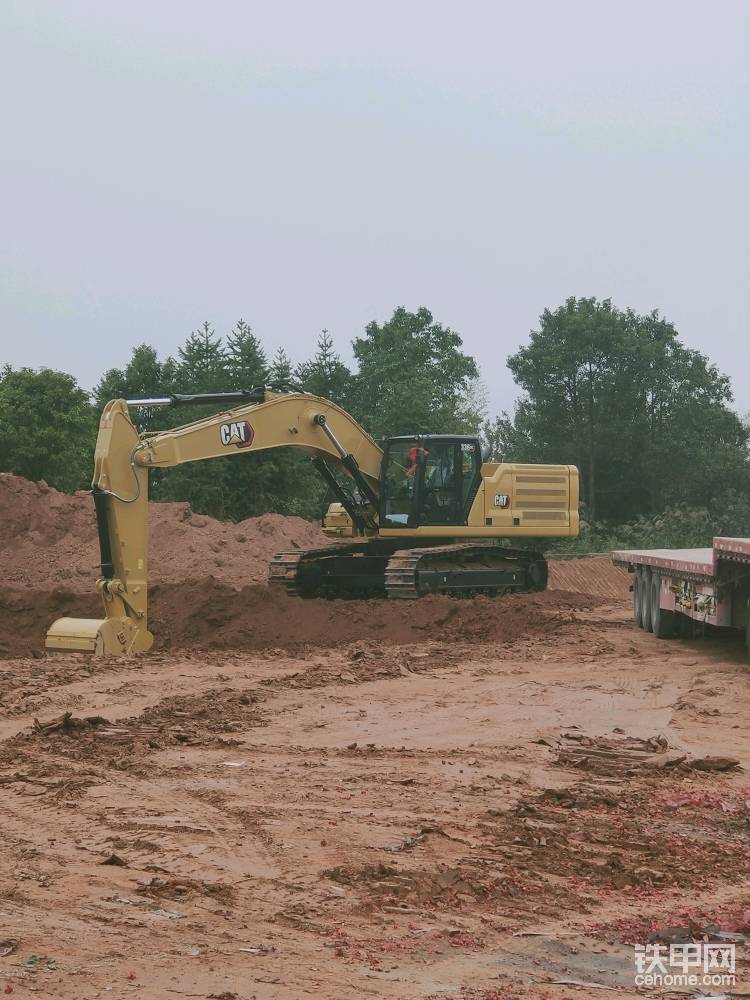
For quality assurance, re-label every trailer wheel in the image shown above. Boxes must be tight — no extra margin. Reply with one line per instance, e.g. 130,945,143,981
651,573,675,639
673,610,687,638
634,572,645,628
746,616,750,662
640,569,653,633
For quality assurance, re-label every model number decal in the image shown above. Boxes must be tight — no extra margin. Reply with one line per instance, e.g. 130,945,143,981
219,420,254,448
494,494,510,508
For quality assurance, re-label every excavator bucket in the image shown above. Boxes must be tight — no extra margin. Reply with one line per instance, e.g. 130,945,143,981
46,616,153,656
46,617,105,653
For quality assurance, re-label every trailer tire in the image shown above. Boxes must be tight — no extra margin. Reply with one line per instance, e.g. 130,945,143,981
746,615,750,663
674,610,687,638
651,574,675,639
640,569,653,633
634,572,645,628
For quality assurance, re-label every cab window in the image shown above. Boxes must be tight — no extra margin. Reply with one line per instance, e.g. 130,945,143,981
381,438,481,527
418,440,459,525
381,438,420,526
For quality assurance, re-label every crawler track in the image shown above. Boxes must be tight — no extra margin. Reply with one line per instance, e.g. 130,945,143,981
269,541,377,597
269,543,338,596
270,540,548,599
385,543,548,598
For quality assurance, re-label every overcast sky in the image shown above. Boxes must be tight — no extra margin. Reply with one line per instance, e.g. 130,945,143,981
1,0,748,417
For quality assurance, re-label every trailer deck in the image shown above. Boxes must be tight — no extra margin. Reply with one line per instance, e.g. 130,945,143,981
612,547,714,580
613,538,750,577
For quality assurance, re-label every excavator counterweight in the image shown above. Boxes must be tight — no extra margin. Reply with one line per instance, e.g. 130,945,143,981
46,388,579,655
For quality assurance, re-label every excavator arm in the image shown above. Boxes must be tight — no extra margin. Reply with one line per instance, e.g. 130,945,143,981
47,389,383,655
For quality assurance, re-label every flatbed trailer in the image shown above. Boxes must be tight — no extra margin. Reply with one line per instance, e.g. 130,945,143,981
612,538,750,659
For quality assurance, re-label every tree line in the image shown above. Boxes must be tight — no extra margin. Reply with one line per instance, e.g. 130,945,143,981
1,300,748,546
0,308,483,521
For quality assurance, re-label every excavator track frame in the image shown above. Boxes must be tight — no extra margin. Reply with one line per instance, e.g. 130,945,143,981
270,539,408,597
269,541,379,597
385,543,548,598
270,541,548,599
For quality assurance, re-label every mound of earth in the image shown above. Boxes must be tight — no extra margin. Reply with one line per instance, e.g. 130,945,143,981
0,581,604,659
549,555,630,600
1,473,629,600
0,473,328,591
0,473,628,658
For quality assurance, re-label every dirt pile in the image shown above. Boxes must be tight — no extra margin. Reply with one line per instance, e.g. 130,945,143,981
550,554,630,599
0,473,629,658
0,582,601,659
1,473,630,597
150,582,599,653
0,472,327,591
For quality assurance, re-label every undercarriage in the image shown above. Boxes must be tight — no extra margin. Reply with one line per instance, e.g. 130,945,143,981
268,540,548,599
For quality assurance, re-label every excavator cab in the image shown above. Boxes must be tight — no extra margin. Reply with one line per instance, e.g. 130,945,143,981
380,435,482,528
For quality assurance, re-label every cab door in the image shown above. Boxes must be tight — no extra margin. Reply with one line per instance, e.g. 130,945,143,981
416,440,460,525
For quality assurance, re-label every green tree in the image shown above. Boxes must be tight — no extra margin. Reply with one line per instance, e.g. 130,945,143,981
269,347,293,385
90,329,325,521
225,326,327,519
95,344,177,432
155,325,322,520
154,323,233,515
261,343,334,516
0,366,95,490
226,319,268,389
352,306,480,439
95,324,229,510
502,297,749,522
296,330,353,405
480,414,506,462
176,321,227,391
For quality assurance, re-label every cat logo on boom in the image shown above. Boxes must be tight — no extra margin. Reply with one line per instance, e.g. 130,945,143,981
219,421,254,449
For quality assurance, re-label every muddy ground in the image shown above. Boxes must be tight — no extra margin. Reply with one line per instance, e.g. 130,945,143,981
1,478,750,999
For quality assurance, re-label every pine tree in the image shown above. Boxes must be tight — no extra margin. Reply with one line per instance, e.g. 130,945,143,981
156,322,231,512
269,347,293,385
226,319,268,389
296,330,352,404
177,321,227,391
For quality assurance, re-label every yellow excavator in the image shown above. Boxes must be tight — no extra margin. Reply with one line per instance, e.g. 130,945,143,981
46,388,580,655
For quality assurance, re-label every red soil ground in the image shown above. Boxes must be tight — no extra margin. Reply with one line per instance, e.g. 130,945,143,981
4,474,747,1000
